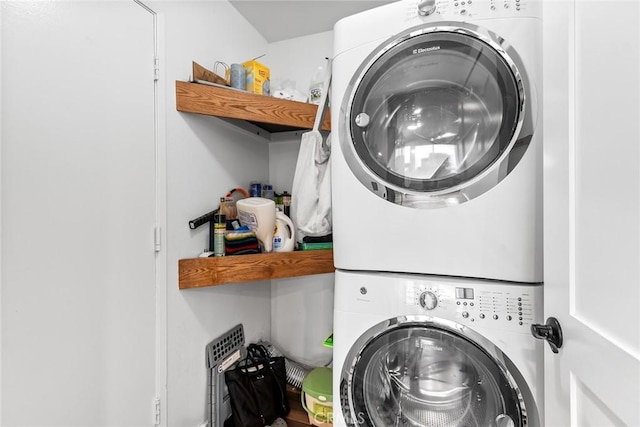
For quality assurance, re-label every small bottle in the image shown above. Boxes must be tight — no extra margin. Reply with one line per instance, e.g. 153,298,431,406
219,197,228,217
308,64,326,105
213,213,226,257
250,181,262,197
275,193,284,212
224,197,237,220
282,191,291,217
262,184,274,200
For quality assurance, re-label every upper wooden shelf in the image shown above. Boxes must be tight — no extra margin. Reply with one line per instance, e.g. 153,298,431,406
178,249,334,289
176,81,331,134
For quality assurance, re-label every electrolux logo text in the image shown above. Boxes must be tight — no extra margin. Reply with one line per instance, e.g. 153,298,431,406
413,46,441,54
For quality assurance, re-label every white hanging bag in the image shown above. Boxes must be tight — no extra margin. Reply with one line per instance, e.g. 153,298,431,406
290,59,332,241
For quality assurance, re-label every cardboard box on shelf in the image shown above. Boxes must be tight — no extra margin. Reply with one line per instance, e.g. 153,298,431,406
242,59,270,95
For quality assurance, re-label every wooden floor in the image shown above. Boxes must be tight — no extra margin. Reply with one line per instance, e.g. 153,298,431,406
284,386,313,427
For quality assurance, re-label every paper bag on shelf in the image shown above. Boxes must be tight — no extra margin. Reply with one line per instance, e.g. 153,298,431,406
192,61,229,86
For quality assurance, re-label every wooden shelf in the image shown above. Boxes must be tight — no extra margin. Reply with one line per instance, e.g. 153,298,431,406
178,250,334,289
176,81,331,134
176,81,334,289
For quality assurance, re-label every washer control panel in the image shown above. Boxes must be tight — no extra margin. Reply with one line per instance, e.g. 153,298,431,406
457,287,537,327
407,280,542,332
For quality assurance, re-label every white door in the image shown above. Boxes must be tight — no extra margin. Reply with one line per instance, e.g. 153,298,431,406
1,2,157,425
543,1,640,426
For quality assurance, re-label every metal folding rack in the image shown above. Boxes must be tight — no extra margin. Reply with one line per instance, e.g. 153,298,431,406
206,324,245,427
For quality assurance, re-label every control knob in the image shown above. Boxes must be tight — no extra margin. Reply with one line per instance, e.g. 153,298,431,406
419,291,438,310
417,0,437,16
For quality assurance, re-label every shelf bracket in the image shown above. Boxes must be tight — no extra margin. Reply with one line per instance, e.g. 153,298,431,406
219,118,273,140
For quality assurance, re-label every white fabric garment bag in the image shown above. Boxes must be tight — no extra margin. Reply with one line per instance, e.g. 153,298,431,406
290,60,332,241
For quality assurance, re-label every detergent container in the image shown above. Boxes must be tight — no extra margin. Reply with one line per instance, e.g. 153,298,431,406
236,197,276,252
273,211,295,252
301,367,333,427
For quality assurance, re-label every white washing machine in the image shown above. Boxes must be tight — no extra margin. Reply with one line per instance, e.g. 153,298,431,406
331,0,542,283
332,270,543,427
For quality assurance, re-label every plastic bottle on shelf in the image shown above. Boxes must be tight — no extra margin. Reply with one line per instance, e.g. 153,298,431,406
282,191,291,217
308,64,326,105
213,213,226,257
262,184,274,200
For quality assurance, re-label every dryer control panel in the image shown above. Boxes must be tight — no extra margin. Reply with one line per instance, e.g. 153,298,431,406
407,280,542,333
407,0,542,20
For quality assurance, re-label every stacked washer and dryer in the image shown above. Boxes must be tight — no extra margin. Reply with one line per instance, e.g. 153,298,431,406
330,0,543,426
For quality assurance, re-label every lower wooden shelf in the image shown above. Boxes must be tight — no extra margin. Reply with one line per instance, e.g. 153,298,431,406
178,249,334,289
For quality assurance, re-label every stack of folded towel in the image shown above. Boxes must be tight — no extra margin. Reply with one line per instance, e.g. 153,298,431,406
224,229,260,255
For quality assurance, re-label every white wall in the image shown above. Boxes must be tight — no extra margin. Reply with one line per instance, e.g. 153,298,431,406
267,30,334,192
268,30,333,107
266,32,335,366
1,1,274,426
152,1,273,425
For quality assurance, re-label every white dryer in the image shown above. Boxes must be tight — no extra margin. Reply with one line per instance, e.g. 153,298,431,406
332,270,543,427
331,0,542,283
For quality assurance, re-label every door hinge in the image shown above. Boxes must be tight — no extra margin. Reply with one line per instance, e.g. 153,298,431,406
153,397,161,426
154,56,160,81
154,226,162,252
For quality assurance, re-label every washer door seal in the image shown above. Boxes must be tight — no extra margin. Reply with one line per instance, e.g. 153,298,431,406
340,316,536,427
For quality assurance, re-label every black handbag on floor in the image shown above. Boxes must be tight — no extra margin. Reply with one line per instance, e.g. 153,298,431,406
224,343,289,427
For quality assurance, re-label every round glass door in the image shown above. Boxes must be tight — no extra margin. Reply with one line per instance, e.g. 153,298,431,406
340,320,531,427
340,24,533,207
